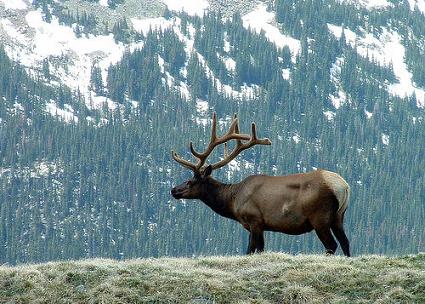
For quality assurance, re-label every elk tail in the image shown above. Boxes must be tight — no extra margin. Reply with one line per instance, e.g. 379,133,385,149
337,183,350,219
321,170,350,219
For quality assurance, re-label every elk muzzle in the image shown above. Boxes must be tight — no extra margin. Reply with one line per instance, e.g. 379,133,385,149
171,187,182,199
171,183,188,199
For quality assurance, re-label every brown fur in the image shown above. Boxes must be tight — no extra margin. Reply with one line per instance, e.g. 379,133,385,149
171,113,350,256
171,168,351,256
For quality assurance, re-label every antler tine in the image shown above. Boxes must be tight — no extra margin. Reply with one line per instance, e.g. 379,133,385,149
234,114,240,133
250,122,272,145
210,121,271,170
233,113,244,148
224,142,228,158
223,114,238,160
211,112,217,141
188,112,250,170
172,113,270,172
189,141,203,159
222,115,250,141
171,150,197,171
251,123,257,140
188,112,219,170
189,112,218,160
224,115,238,135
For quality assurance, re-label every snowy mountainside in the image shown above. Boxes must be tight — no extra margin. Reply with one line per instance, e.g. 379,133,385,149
0,0,424,122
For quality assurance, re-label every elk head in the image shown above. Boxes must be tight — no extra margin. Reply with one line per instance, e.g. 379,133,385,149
171,113,271,200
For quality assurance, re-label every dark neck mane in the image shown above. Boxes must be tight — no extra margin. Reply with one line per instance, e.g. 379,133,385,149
199,178,238,220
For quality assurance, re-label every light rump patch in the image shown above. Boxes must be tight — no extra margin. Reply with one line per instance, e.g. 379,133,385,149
321,170,350,215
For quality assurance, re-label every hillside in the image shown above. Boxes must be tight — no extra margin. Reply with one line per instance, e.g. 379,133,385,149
0,0,424,265
1,253,424,303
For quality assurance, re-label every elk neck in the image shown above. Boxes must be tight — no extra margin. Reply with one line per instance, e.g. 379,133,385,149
199,177,239,220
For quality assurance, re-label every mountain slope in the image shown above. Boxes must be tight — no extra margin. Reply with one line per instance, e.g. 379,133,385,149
1,0,425,111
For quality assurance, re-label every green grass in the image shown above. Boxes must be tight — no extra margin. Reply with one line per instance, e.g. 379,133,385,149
1,253,424,303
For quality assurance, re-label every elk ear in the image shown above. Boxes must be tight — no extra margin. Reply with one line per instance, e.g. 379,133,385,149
202,165,213,179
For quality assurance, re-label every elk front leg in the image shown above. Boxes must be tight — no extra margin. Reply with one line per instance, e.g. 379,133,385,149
247,229,264,254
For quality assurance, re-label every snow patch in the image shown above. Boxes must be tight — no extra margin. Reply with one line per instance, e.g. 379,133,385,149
223,56,236,71
330,89,347,109
226,159,241,179
221,83,260,100
89,95,119,111
31,160,62,178
329,57,348,109
162,0,209,16
25,10,77,58
158,55,165,73
131,17,173,36
179,81,190,99
330,56,345,83
46,101,78,123
408,0,425,15
196,99,209,115
327,24,357,44
223,37,231,53
381,133,389,145
4,9,127,111
0,0,27,10
195,117,209,127
1,18,28,45
339,0,392,9
328,24,425,107
292,134,301,144
12,102,25,115
157,17,196,100
196,52,259,100
242,4,301,62
323,111,336,121
282,68,291,80
1,10,126,104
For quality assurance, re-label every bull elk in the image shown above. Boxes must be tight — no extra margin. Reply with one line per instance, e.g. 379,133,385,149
171,113,350,256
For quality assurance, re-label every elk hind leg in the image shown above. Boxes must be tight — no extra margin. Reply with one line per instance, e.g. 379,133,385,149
314,226,338,255
331,217,350,257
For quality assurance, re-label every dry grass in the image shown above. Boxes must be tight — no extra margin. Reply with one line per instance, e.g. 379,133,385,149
1,252,424,303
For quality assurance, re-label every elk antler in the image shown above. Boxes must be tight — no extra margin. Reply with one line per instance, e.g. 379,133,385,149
171,112,271,172
210,121,271,170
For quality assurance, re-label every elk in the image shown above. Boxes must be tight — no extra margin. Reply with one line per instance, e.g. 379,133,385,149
171,113,350,256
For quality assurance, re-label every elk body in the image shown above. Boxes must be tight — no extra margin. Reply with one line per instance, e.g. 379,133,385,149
171,113,351,256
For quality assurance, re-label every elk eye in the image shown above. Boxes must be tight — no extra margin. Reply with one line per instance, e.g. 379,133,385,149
186,181,193,186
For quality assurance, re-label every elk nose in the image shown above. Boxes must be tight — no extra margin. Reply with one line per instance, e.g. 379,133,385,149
171,187,178,196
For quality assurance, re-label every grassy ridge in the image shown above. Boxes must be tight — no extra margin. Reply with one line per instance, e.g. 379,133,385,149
1,253,424,303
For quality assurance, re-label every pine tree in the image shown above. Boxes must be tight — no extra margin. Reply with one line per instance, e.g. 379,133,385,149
90,63,104,96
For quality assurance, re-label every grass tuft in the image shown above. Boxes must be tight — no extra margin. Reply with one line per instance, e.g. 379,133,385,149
0,252,424,303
